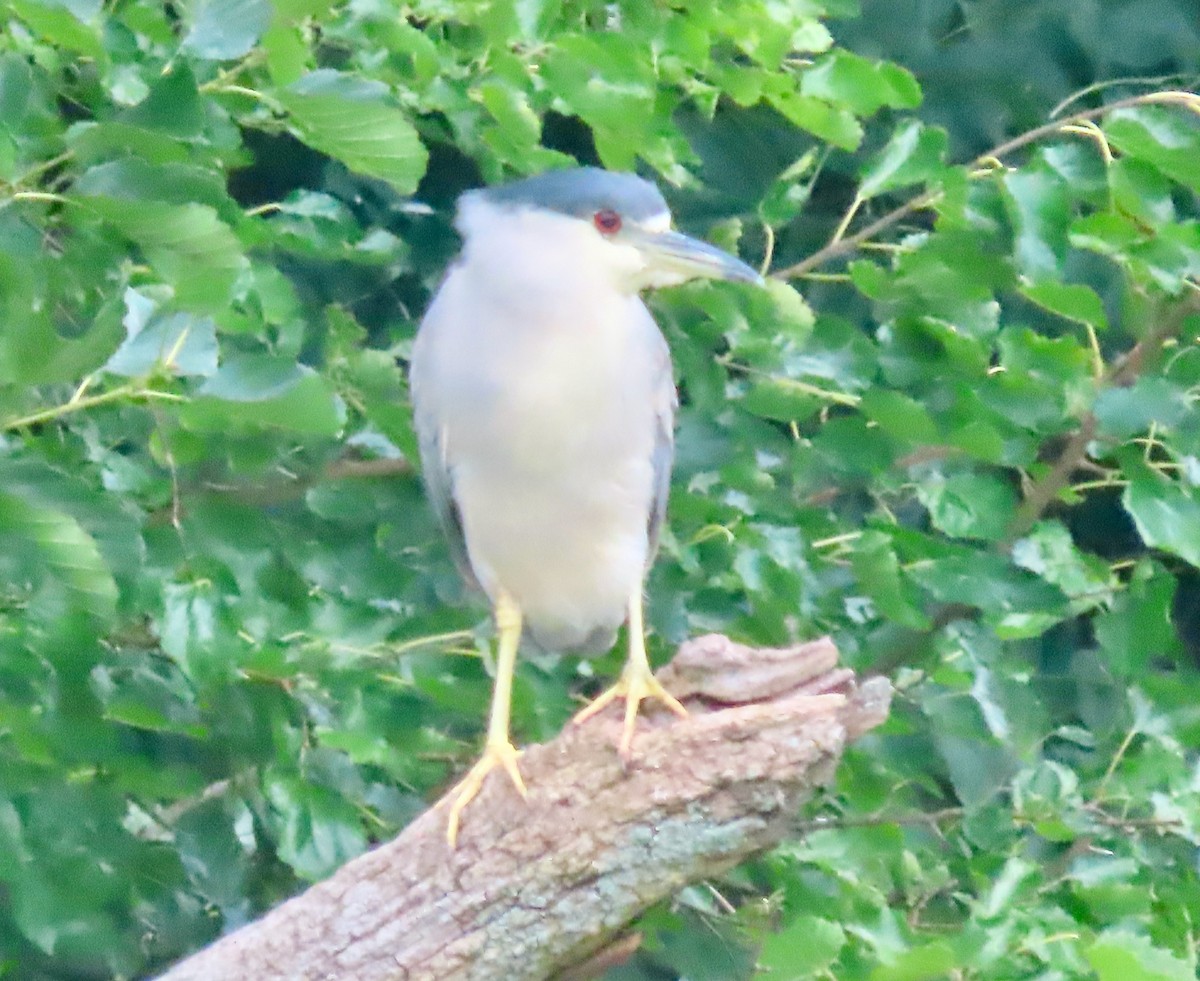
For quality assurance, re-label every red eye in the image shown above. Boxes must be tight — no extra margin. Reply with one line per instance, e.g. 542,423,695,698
593,209,622,235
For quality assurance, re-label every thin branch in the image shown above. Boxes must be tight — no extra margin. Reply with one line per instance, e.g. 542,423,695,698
773,190,937,281
1006,415,1099,542
772,90,1200,281
798,807,964,832
1006,292,1200,541
1,385,184,432
324,457,412,480
142,456,414,525
2,150,74,191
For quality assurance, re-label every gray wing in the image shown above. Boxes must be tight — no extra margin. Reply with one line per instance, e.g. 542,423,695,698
409,321,480,591
413,411,479,591
645,331,678,564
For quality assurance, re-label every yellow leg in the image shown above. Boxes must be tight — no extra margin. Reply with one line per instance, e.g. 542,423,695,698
445,591,527,847
573,586,688,759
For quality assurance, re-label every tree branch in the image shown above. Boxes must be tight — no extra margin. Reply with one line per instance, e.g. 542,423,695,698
1006,292,1200,541
773,89,1200,281
155,635,889,981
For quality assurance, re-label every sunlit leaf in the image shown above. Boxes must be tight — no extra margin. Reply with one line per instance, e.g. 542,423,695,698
1002,166,1071,279
1020,280,1109,331
265,774,369,881
279,71,429,192
182,0,272,61
185,354,345,435
757,915,846,976
801,50,921,117
1106,107,1200,194
77,197,248,312
859,120,948,199
1123,474,1200,569
0,490,117,627
105,293,219,378
1086,930,1193,981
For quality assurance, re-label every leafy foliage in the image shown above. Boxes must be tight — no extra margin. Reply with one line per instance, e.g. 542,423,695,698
1,0,1199,978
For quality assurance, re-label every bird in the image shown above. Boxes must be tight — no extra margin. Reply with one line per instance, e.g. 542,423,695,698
409,167,762,845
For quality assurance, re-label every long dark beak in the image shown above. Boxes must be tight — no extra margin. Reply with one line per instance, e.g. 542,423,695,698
627,228,764,285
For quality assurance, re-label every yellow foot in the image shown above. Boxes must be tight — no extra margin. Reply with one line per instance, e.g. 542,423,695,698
573,666,688,760
444,739,526,847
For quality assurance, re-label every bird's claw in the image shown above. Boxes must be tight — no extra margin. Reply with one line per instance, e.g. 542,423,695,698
444,739,526,847
573,666,688,760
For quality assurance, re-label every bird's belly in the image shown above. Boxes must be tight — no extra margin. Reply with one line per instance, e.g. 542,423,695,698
451,393,657,653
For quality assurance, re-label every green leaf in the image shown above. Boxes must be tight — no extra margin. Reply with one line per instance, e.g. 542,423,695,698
921,682,1020,809
159,580,219,676
182,0,272,61
905,541,1068,638
1110,157,1176,228
870,942,958,981
265,774,368,881
1002,166,1071,279
185,354,345,435
859,389,939,444
1122,474,1200,569
978,855,1039,919
339,346,417,459
1094,377,1191,439
743,378,823,424
0,490,118,627
757,915,846,977
541,34,660,167
758,150,820,226
800,50,921,117
175,801,248,914
1020,280,1109,331
92,660,207,738
262,21,309,86
105,291,219,378
851,530,932,629
769,90,864,150
858,120,947,199
197,353,303,400
477,79,542,155
66,121,192,166
74,158,234,213
1093,562,1181,675
0,255,122,384
916,470,1017,542
1069,210,1145,258
279,71,429,192
0,53,34,135
78,198,248,313
0,458,145,597
1042,140,1110,199
1010,521,1114,612
1086,930,1193,981
8,0,104,59
1105,107,1200,195
119,64,205,137
9,868,121,958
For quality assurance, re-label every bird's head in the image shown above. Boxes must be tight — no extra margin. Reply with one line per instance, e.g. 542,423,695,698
454,167,763,295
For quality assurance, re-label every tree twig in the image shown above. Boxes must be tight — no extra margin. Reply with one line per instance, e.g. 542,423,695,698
773,90,1200,281
1006,292,1200,541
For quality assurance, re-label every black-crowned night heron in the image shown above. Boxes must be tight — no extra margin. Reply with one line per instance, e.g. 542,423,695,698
410,167,761,844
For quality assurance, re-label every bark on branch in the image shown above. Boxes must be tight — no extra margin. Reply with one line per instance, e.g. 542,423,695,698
157,635,891,981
